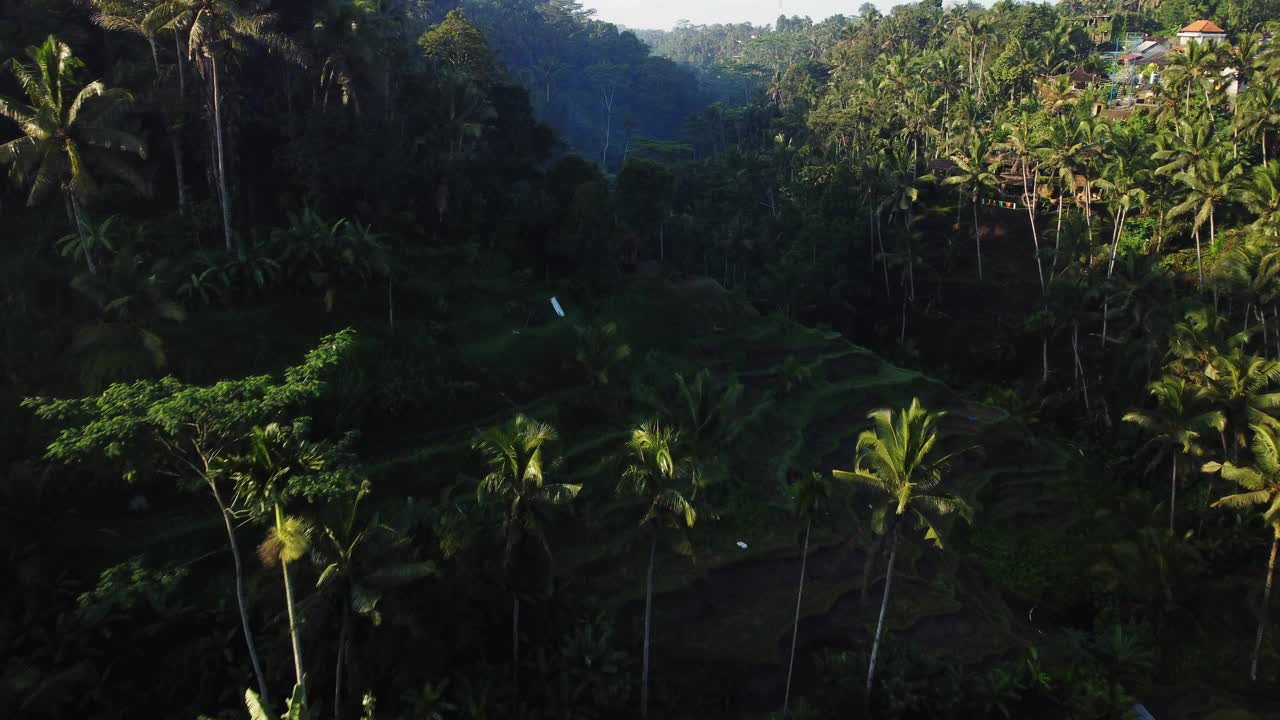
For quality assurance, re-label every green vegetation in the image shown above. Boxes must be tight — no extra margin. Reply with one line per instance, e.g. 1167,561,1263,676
6,0,1280,718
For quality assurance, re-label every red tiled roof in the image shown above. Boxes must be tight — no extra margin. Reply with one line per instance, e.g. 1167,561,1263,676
1179,20,1225,33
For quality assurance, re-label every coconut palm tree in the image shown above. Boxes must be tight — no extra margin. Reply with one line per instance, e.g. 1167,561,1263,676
618,421,697,718
1241,79,1280,165
781,471,831,717
1170,152,1244,289
1203,347,1280,454
0,36,147,274
91,0,188,214
1204,424,1280,681
1219,237,1280,351
1123,377,1226,531
1034,115,1087,279
143,0,301,251
312,0,380,116
1165,38,1219,108
472,414,580,697
999,114,1045,291
1241,162,1280,236
941,132,999,280
832,398,973,696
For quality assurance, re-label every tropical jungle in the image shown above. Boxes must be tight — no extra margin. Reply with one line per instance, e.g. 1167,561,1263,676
4,0,1280,718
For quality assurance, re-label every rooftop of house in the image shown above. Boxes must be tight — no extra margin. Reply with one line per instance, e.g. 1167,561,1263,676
1179,19,1226,34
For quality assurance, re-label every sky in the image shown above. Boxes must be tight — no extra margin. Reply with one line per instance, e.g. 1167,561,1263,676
582,1,868,31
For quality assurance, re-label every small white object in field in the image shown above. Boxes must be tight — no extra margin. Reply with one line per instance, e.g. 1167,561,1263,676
550,296,565,317
736,541,748,549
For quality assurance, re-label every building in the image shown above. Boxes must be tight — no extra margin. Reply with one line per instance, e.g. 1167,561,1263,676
1058,65,1103,91
1175,20,1227,46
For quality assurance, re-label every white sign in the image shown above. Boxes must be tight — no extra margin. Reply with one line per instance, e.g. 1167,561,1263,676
736,541,748,550
550,296,565,317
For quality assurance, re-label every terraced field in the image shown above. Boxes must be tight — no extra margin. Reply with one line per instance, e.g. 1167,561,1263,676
334,274,1091,715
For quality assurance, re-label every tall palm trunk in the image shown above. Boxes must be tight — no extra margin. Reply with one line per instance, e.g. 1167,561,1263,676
146,38,186,216
335,596,350,720
1024,165,1044,291
175,32,186,98
512,592,520,700
1051,193,1064,282
65,192,96,275
210,54,234,252
867,525,899,695
1101,205,1129,348
1169,459,1178,532
972,191,983,280
641,533,657,718
1252,533,1278,682
782,519,810,716
210,481,270,706
277,505,305,689
1194,226,1205,290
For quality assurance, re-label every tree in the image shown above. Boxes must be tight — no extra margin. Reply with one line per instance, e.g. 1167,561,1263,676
144,0,300,252
941,132,999,280
671,368,745,500
472,414,581,698
418,8,494,83
586,62,628,171
223,421,356,694
1169,152,1244,290
313,480,435,718
618,421,697,718
1123,377,1226,531
999,114,1046,291
312,0,381,116
1241,162,1280,236
832,398,972,697
1035,115,1088,280
1241,79,1280,165
91,0,188,214
1203,347,1280,453
1164,38,1219,108
1204,424,1280,682
781,471,831,717
1096,146,1150,346
616,159,675,262
22,330,357,707
0,36,147,274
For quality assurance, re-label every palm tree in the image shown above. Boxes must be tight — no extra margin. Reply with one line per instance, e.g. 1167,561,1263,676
1165,39,1219,108
314,480,436,717
0,36,147,274
1219,237,1280,351
1170,152,1244,289
143,0,301,251
781,471,831,717
672,368,745,499
1241,79,1280,164
941,132,999,280
91,0,188,214
1204,348,1280,454
472,414,581,697
1204,424,1280,681
1123,377,1226,531
832,398,972,696
1034,115,1087,279
1241,162,1280,236
999,114,1045,291
618,421,697,718
226,422,332,692
312,0,380,116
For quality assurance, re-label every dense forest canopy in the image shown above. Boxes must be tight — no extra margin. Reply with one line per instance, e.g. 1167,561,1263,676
6,0,1280,719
